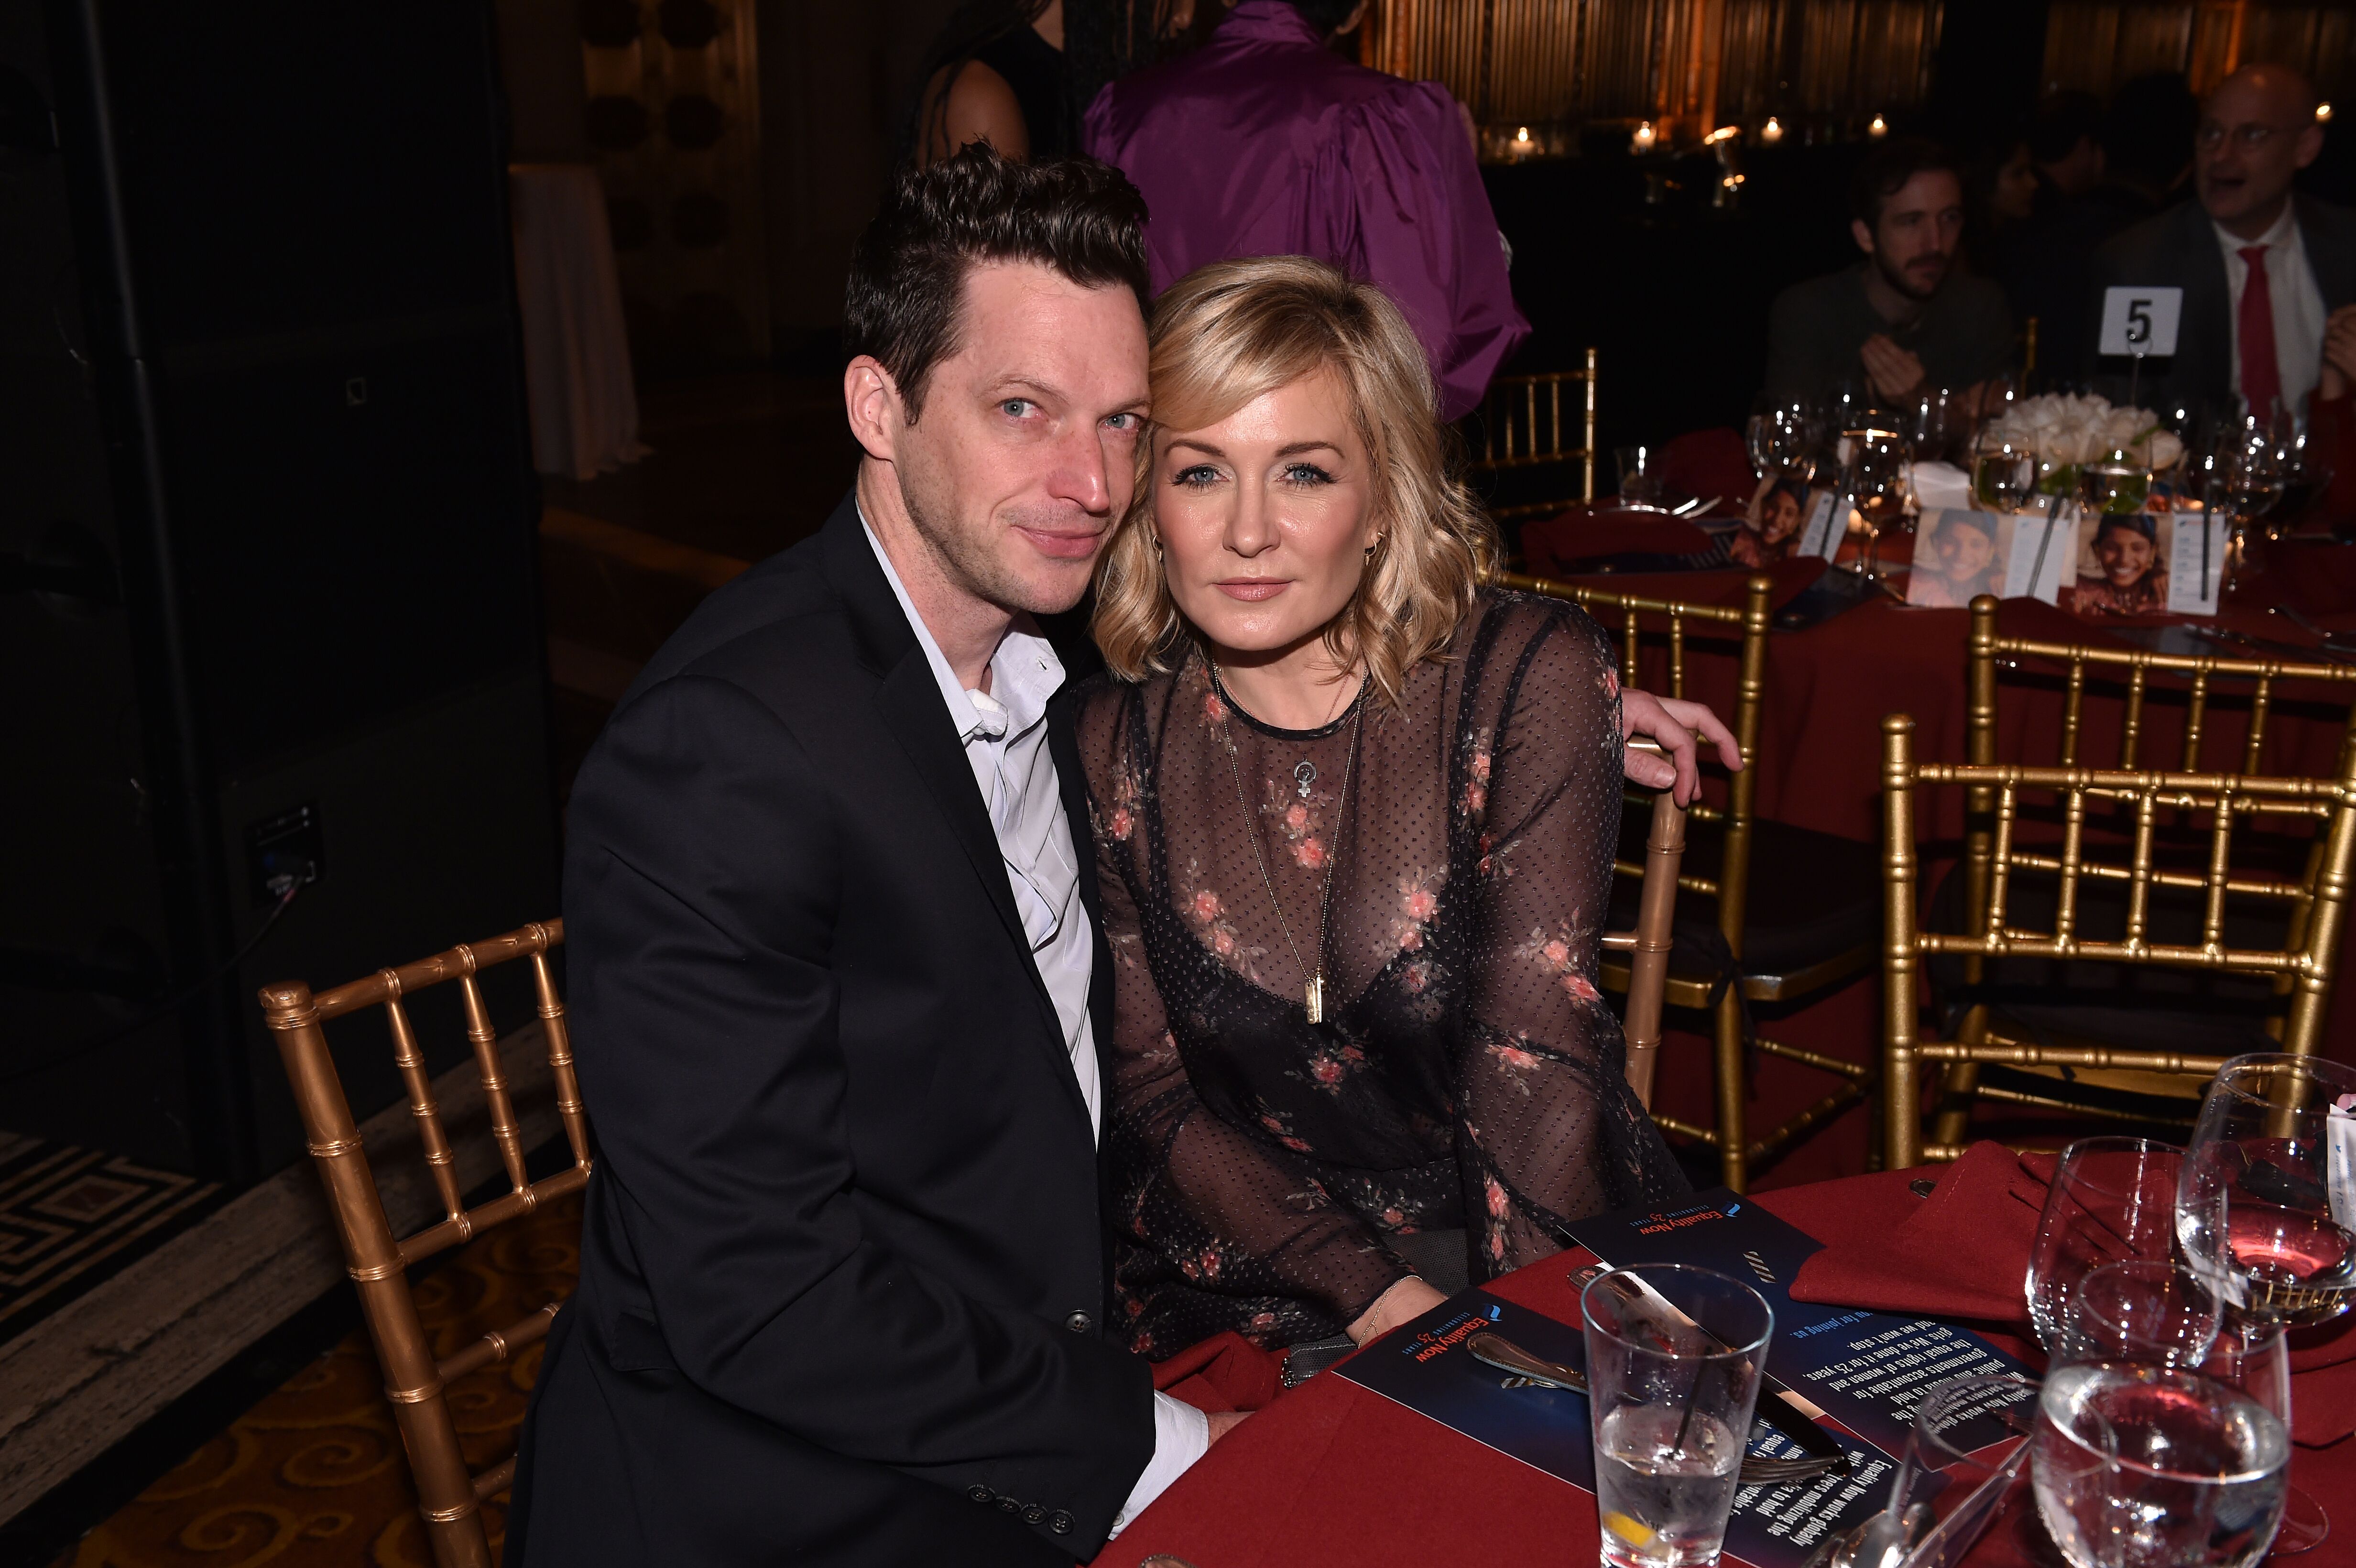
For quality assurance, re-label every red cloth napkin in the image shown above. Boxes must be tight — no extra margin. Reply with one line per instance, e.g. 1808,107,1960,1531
1519,508,1714,576
1789,1141,2047,1325
1788,1142,2356,1446
1152,1329,1283,1416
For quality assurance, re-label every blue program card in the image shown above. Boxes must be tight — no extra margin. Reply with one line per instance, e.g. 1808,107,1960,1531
1336,1289,1899,1568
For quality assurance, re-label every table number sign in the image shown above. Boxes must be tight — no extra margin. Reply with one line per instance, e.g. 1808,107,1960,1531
2166,512,2229,617
2098,286,2183,358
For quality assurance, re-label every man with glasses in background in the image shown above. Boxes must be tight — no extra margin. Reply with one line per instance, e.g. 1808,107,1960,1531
2093,64,2356,422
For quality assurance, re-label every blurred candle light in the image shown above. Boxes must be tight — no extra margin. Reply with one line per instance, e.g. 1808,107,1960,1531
1516,125,1530,144
1867,113,1888,138
1761,116,1783,144
2320,102,2335,123
1632,120,1657,153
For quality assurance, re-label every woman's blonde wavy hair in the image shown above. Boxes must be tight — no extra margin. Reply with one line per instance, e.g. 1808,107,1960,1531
1091,255,1500,709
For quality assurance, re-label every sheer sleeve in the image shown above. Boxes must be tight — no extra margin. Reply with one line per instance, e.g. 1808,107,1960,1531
1082,690,1411,1350
1456,603,1686,1275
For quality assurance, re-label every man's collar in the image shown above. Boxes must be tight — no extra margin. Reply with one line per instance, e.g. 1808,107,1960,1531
2214,200,2300,253
858,508,1064,743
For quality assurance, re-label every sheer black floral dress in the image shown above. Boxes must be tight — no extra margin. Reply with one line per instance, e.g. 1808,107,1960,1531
1076,589,1688,1357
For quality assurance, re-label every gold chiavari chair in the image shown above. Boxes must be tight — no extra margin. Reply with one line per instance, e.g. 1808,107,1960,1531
1467,352,1599,523
1881,713,2356,1167
1931,596,2356,1148
260,919,591,1568
1612,772,1688,1109
1503,572,1881,1191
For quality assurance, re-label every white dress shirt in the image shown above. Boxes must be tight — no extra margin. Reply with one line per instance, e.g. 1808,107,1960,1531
861,518,1207,1534
2215,203,2330,416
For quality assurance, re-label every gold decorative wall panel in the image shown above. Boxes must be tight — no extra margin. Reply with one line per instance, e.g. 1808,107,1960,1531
1365,0,1944,139
2040,2,2354,102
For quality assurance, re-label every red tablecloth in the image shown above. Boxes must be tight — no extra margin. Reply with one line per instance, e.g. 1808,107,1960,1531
1096,1169,2356,1568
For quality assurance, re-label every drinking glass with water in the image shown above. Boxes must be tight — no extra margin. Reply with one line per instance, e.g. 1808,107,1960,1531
2032,1361,2287,1568
1580,1263,1773,1568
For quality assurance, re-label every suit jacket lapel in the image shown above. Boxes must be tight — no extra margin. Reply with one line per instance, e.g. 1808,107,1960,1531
820,498,1092,1130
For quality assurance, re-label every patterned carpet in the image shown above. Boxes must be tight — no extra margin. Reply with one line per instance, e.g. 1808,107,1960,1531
0,1134,225,1345
61,1191,582,1568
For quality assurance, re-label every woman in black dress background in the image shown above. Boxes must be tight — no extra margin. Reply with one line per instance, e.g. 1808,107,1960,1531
1080,257,1698,1359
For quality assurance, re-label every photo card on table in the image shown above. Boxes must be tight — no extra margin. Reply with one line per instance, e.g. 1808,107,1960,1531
2066,508,2174,618
1904,505,2070,609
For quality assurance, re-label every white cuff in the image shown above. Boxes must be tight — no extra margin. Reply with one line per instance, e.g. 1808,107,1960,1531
1107,1393,1210,1539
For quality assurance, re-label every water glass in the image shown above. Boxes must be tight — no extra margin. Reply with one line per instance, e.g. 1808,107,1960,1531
2054,1260,2220,1372
2031,1361,2288,1568
1581,1263,1773,1568
1884,1373,2040,1568
2080,450,2153,516
1617,446,1666,509
2026,1137,2182,1353
1973,436,2037,513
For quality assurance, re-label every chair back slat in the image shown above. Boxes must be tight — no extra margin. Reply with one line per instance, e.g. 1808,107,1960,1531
1468,351,1599,516
260,917,586,1568
1614,785,1687,1109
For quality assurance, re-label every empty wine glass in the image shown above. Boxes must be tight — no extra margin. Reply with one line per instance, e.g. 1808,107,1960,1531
1974,434,2038,513
2028,1138,2183,1353
1747,393,1820,484
1846,431,1910,581
2055,1259,2221,1371
2176,1051,2356,1553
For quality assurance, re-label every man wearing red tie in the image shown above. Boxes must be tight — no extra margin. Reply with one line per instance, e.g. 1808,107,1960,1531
2093,64,2356,423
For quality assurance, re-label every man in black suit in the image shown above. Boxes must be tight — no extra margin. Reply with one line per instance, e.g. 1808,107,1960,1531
509,145,1741,1566
2093,64,2356,420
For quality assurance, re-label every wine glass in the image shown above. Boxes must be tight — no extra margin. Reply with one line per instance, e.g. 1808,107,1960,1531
1747,393,1819,484
1974,434,2038,513
2054,1259,2222,1371
1846,431,1910,581
2081,448,2154,519
2176,1051,2356,1553
2027,1137,2183,1353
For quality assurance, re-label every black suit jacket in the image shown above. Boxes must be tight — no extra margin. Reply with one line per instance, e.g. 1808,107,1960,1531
510,493,1151,1565
2091,193,2356,414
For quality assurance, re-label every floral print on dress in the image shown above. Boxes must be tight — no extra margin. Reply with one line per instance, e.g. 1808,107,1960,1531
1458,728,1494,821
1387,868,1445,954
1098,764,1143,844
1180,859,1265,980
1518,919,1605,1004
1286,1038,1367,1097
1259,775,1335,872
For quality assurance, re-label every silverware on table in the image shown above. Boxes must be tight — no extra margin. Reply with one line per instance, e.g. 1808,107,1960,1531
2272,604,2356,651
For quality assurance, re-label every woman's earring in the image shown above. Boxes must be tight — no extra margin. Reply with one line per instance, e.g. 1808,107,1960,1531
1151,534,1164,555
1365,537,1381,557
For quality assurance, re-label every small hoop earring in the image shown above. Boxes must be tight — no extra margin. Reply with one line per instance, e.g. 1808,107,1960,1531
1152,535,1164,555
1365,538,1381,557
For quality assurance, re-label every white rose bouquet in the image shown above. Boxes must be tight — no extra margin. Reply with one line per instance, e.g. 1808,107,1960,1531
1982,392,2184,486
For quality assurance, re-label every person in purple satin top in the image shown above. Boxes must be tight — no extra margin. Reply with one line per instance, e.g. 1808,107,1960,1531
1080,0,1528,421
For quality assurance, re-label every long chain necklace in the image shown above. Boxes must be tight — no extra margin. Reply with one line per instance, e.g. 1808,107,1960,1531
1209,660,1367,1025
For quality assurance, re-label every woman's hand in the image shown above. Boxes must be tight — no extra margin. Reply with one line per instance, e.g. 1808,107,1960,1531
1346,1275,1449,1346
1621,689,1745,807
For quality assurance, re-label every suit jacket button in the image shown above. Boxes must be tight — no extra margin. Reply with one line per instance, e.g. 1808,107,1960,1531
996,1495,1022,1514
1048,1511,1075,1535
1022,1504,1047,1526
967,1484,993,1504
1065,1310,1094,1333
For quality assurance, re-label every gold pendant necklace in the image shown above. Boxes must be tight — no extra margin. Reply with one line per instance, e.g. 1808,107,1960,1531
1210,660,1366,1025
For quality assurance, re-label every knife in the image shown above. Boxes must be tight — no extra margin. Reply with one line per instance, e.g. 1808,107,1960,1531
1570,1263,1852,1474
1463,1328,1848,1484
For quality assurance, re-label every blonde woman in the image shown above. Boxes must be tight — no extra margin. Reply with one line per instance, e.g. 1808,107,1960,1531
1079,257,1703,1361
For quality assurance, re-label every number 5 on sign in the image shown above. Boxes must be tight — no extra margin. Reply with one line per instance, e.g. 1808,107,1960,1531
2099,287,2183,357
